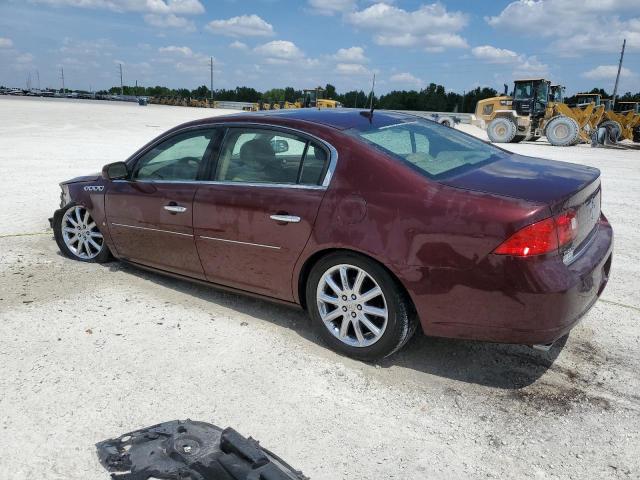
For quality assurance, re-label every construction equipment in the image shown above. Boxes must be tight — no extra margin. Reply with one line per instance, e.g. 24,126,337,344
475,80,619,147
296,87,342,109
613,101,640,142
475,79,577,145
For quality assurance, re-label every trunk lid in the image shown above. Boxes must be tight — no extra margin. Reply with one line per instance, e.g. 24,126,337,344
440,154,600,205
441,154,601,261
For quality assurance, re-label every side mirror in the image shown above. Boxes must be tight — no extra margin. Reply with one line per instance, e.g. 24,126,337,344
271,139,289,154
102,161,129,180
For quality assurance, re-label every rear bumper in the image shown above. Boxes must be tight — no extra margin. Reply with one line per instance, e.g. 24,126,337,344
401,214,613,345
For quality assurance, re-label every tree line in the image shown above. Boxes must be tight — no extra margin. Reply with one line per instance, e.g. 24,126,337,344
97,83,640,113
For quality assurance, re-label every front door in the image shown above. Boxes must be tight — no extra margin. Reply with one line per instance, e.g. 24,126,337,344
193,127,331,300
106,128,221,279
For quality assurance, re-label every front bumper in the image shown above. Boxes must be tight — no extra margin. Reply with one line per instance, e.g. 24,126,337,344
402,214,613,344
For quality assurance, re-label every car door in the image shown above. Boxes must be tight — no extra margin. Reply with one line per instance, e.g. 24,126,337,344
105,127,222,279
193,127,332,300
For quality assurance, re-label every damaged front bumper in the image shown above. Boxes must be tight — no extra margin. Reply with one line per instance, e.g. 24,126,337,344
96,419,307,480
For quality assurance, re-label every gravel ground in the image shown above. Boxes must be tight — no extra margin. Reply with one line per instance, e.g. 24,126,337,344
0,96,639,480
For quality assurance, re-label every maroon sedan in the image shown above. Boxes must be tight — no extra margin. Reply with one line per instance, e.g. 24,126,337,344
51,109,613,360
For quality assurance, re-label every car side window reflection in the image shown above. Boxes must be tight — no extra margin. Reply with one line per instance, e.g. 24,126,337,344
134,130,216,181
215,128,328,186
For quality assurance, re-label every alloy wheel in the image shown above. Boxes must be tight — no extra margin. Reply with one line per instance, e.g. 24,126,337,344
316,264,388,348
61,205,104,260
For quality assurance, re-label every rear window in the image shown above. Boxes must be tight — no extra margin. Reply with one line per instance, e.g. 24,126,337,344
347,118,507,179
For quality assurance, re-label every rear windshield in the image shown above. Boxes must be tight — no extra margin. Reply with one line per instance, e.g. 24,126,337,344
346,118,507,179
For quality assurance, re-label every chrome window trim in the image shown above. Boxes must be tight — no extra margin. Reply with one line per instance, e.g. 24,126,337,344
123,121,338,189
111,222,193,238
199,235,281,250
113,178,326,190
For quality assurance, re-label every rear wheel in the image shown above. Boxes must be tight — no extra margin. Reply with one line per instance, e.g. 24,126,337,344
487,117,517,143
545,116,580,146
306,252,417,361
54,204,111,263
599,120,622,141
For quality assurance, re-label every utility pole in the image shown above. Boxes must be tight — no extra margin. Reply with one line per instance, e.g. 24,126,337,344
36,70,40,90
611,38,626,109
210,57,214,100
60,67,65,94
119,63,124,96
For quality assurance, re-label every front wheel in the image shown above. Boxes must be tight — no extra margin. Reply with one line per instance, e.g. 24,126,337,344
487,117,517,143
54,203,111,263
306,252,417,361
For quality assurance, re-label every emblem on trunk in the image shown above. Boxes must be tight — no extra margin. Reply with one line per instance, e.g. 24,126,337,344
83,185,104,192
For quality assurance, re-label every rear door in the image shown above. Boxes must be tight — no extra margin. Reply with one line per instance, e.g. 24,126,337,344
106,128,222,279
193,127,332,300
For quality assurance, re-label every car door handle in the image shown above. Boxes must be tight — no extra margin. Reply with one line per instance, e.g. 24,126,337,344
164,205,187,213
270,214,301,223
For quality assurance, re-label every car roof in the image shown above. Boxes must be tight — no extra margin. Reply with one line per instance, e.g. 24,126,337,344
194,108,425,131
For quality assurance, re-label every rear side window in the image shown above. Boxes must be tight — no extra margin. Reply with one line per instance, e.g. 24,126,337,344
214,128,329,186
347,119,506,179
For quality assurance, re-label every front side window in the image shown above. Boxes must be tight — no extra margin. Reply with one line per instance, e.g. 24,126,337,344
134,129,217,181
215,128,328,186
347,119,506,179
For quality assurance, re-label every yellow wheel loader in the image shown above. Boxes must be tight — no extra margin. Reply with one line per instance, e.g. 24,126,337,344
476,80,608,147
296,87,342,109
476,79,581,146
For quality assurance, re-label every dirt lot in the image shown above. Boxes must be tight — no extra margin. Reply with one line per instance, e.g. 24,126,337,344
0,96,638,480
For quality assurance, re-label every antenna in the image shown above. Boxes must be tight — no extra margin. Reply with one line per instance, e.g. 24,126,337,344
60,66,65,94
368,73,376,113
611,38,626,109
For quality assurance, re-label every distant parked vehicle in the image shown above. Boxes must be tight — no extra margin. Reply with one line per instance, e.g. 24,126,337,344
51,109,613,360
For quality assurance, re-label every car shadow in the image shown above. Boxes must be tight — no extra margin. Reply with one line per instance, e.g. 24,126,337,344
105,261,564,390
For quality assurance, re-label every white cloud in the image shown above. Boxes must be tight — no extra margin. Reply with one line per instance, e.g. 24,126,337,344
29,0,204,14
583,65,634,80
512,56,549,78
16,53,34,64
307,0,356,15
390,72,423,88
254,40,304,62
144,13,194,30
332,46,367,63
335,63,370,75
347,3,468,50
0,37,13,48
157,44,219,74
158,45,193,56
206,14,274,37
471,45,519,64
229,40,248,50
487,1,640,55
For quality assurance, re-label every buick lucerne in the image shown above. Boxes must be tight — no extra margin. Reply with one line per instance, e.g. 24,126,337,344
51,109,613,360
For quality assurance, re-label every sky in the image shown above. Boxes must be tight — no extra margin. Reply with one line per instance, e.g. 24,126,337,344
0,0,639,95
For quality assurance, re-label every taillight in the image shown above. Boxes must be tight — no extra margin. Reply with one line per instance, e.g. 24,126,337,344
493,210,578,257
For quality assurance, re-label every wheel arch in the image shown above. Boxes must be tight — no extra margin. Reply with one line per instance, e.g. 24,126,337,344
296,247,416,315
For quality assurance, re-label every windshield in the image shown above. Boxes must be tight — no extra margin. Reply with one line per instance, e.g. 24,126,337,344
347,118,507,179
514,82,533,99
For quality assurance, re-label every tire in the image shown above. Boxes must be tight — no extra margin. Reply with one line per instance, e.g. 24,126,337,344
305,252,417,361
440,119,451,127
54,203,111,263
487,117,517,143
599,120,622,141
545,116,580,146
